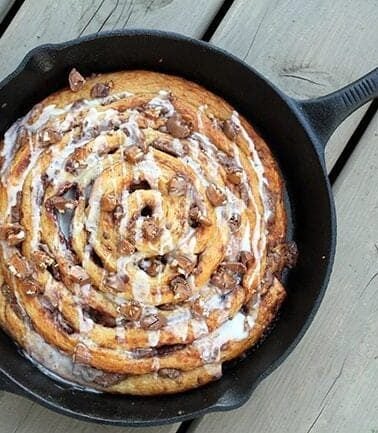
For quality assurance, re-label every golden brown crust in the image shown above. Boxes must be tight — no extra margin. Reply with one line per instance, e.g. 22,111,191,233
0,70,296,394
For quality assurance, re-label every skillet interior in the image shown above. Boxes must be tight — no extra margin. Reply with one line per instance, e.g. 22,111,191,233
0,30,335,426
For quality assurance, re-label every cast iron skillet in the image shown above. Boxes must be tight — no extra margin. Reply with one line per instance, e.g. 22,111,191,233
0,30,377,427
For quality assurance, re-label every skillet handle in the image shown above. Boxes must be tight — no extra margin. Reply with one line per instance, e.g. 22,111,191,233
296,67,378,149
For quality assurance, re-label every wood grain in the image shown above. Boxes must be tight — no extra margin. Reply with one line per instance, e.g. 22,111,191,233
211,0,378,170
190,117,378,433
0,0,13,23
0,0,224,81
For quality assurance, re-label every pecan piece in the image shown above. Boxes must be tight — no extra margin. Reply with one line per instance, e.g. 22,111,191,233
229,214,241,233
32,250,55,270
226,165,243,185
119,300,142,321
0,223,25,246
124,145,145,163
170,276,191,300
170,254,195,275
118,238,135,255
142,217,162,242
140,313,167,330
239,251,255,268
101,193,118,212
210,266,240,293
69,68,86,92
138,258,163,277
158,368,182,379
45,196,78,213
222,118,240,141
24,279,43,296
90,82,111,98
166,113,191,138
206,184,226,207
151,137,184,157
105,272,129,292
8,254,32,278
189,205,211,227
38,128,62,147
168,174,187,196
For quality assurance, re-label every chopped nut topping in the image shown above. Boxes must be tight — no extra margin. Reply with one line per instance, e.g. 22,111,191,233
229,214,241,233
118,238,135,255
0,223,25,246
8,254,32,278
45,196,78,213
124,144,145,163
220,261,247,274
210,265,242,294
142,217,162,242
140,313,167,330
206,184,226,207
69,68,86,92
119,300,142,321
24,279,43,296
158,368,182,379
139,258,163,277
32,250,55,270
168,174,187,196
65,158,87,174
239,251,255,268
105,272,129,292
90,82,111,98
170,254,195,275
113,205,124,223
38,128,62,147
151,137,185,157
170,276,191,300
101,193,118,212
222,118,240,141
67,264,91,286
189,205,211,227
226,165,243,185
166,113,191,138
239,183,250,205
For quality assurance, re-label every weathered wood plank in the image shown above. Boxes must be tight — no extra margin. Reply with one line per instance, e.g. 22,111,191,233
211,0,378,170
0,0,14,23
0,1,227,432
190,117,378,432
0,0,224,81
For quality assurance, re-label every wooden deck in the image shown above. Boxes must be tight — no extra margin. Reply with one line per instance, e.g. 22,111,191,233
0,1,377,432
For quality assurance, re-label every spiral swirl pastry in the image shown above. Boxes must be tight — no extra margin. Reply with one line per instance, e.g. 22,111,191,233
0,70,297,394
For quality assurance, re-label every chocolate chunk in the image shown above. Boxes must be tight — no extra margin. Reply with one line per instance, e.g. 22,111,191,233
229,214,241,233
119,300,142,321
138,257,163,277
105,272,129,292
69,68,86,92
222,118,240,141
140,313,167,330
168,174,187,196
92,372,127,387
210,266,240,294
206,184,226,207
170,276,191,300
124,144,145,163
101,193,118,212
166,113,191,138
142,217,162,242
90,82,111,98
158,368,182,379
239,251,255,268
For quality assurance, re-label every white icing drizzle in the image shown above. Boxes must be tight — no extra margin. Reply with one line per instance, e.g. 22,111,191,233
147,330,160,347
147,90,175,116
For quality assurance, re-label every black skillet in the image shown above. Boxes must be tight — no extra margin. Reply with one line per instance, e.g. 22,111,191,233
0,30,377,427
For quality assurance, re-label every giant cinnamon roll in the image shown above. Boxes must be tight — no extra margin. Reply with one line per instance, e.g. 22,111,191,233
0,70,297,394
